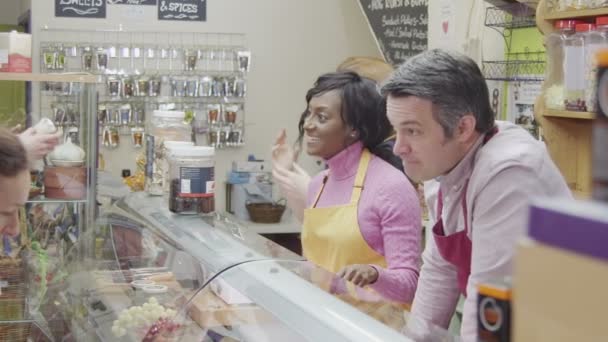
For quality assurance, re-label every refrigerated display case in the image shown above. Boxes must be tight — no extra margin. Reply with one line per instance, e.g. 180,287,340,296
10,189,458,341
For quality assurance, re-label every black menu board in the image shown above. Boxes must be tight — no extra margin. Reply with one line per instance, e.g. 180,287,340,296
56,0,106,18
358,0,428,65
158,0,206,22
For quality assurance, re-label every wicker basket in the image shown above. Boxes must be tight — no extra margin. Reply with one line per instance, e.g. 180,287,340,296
246,199,286,223
0,258,26,321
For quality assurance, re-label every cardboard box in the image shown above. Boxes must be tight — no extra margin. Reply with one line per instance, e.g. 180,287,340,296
513,240,608,342
0,31,31,73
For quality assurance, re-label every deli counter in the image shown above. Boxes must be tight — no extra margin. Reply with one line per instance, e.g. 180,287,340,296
4,192,457,341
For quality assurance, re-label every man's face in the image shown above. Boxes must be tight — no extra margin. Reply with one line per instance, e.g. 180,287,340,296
387,95,465,182
0,170,29,237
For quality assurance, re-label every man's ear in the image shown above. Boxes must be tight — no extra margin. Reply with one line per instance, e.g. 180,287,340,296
455,114,477,143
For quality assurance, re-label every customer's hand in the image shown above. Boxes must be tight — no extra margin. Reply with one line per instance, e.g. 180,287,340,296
337,264,379,287
272,129,298,170
272,161,310,222
18,127,62,161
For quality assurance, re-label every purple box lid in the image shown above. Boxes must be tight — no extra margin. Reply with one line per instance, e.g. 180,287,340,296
528,198,608,262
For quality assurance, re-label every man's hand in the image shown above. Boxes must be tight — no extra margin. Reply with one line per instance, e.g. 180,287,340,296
18,128,62,161
337,264,379,287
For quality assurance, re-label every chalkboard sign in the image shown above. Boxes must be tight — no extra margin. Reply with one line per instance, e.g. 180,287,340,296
358,0,428,66
55,0,106,18
158,0,206,21
107,0,156,5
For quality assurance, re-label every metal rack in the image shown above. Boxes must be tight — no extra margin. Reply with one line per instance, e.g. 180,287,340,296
483,2,545,83
482,50,546,82
485,3,537,32
38,28,250,149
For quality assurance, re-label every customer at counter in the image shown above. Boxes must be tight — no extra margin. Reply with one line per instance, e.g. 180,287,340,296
0,127,32,237
381,49,571,340
289,71,421,304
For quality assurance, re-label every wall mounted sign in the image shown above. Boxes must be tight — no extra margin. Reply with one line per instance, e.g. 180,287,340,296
358,0,428,65
158,0,206,22
55,0,107,18
107,0,157,5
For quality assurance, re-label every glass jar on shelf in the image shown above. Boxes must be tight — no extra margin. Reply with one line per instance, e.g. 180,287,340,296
168,146,215,215
545,19,581,110
586,16,608,113
145,110,193,196
564,23,595,112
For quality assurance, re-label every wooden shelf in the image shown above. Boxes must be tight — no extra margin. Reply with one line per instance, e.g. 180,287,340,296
543,109,595,120
544,7,608,20
0,72,98,83
573,189,592,199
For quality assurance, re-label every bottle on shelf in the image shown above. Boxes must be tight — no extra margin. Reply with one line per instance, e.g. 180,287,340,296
545,19,581,110
586,16,608,113
564,23,596,112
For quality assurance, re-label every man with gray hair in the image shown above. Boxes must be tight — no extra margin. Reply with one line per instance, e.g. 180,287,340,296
382,49,571,341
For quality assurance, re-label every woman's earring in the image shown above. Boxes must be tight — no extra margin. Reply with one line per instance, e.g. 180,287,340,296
350,131,357,138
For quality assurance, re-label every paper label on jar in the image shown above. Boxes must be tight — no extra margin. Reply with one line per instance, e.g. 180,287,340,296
564,46,585,93
179,166,214,198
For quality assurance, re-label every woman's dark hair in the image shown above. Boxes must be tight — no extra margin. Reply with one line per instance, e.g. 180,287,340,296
297,71,402,171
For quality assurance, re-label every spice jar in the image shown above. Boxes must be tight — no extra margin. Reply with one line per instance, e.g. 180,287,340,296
168,146,215,215
162,141,195,193
131,127,145,148
123,78,135,98
199,76,213,97
136,77,149,97
82,46,94,71
149,78,161,97
120,104,132,126
207,104,220,123
171,77,187,97
224,105,238,124
145,110,193,196
234,77,247,97
107,77,121,97
56,44,66,70
96,47,108,70
208,129,219,147
185,50,198,71
186,78,198,97
212,77,224,97
42,45,57,71
110,128,120,148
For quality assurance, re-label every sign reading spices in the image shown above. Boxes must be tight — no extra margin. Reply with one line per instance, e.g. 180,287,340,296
158,0,206,22
55,0,107,18
107,0,157,5
358,0,428,66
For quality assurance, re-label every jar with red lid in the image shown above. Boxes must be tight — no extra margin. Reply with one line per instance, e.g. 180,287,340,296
564,23,596,112
545,19,582,110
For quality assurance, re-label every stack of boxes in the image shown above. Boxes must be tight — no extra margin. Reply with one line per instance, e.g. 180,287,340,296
513,199,608,341
0,31,31,73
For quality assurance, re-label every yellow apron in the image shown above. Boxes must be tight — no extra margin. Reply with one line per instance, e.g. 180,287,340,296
302,148,386,273
301,149,408,328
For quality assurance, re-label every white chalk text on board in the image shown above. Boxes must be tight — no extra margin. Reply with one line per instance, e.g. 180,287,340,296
158,0,206,22
107,0,157,5
56,0,107,18
359,0,428,65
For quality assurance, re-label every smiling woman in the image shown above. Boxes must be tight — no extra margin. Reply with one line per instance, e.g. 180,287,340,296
283,71,422,305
